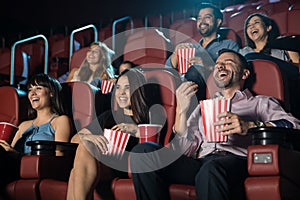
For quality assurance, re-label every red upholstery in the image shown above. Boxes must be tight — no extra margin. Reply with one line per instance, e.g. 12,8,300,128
123,28,172,68
0,49,29,82
218,27,243,48
169,18,200,46
49,36,71,59
5,81,110,199
287,7,300,35
17,42,45,75
6,155,75,200
257,1,290,16
112,179,196,200
74,29,94,48
48,36,80,78
69,47,89,71
270,10,288,36
0,86,27,126
245,145,300,200
61,81,109,132
142,68,180,145
245,176,281,200
147,14,171,28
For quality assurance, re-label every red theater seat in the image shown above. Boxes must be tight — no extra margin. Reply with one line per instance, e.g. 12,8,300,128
270,10,288,36
245,140,300,200
5,81,111,200
69,46,89,71
48,36,81,78
0,86,27,126
169,18,199,46
17,42,45,75
123,28,172,68
0,50,29,84
287,5,300,35
218,27,243,48
257,1,290,15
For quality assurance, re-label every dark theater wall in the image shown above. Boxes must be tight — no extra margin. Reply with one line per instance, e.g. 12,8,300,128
0,0,245,46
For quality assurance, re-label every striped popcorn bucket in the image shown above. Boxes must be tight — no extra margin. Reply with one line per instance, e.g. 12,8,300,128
101,80,114,94
200,98,231,143
176,47,195,74
103,129,131,159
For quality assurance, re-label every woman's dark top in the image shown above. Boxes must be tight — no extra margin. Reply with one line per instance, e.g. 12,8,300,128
85,109,139,151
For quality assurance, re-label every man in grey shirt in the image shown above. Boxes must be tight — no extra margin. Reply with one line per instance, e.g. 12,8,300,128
130,49,300,200
166,3,240,101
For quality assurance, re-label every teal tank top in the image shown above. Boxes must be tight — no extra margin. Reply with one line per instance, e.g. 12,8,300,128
20,114,56,154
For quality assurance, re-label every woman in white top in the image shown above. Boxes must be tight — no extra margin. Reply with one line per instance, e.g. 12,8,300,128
240,13,299,64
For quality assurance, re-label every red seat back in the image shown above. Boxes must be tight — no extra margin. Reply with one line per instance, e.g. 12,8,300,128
270,10,288,35
17,42,45,75
287,7,300,35
0,50,29,79
218,27,243,48
143,68,180,146
0,86,28,126
123,28,172,68
169,18,200,46
69,47,89,71
61,82,110,133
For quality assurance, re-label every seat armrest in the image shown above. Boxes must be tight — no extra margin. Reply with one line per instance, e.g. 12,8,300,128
248,144,300,182
247,144,280,176
20,141,78,180
20,155,75,181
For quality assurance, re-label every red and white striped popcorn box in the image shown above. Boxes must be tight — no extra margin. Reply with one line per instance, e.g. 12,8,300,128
200,98,231,143
101,80,114,94
176,47,195,74
103,129,131,159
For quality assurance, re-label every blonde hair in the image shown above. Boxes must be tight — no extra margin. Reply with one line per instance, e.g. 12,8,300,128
77,41,115,81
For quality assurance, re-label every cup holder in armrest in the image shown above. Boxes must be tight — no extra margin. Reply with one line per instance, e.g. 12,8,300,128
26,140,78,156
248,127,300,150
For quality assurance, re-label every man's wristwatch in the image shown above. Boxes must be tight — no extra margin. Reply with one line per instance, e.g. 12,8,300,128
254,120,266,128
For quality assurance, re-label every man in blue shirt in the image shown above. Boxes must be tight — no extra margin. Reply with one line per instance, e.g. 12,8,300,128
166,3,240,100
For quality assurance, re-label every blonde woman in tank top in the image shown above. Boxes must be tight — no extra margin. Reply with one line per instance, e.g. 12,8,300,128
66,41,116,84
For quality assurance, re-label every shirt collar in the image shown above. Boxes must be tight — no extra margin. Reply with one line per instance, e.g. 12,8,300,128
214,88,253,102
199,34,221,48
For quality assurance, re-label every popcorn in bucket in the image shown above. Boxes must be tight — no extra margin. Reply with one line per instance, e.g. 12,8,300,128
200,98,231,143
101,80,114,94
103,128,131,159
176,48,195,74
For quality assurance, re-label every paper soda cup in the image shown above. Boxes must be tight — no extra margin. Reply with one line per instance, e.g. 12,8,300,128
0,122,18,144
176,47,195,74
101,80,114,94
200,98,231,143
138,124,162,144
103,128,131,159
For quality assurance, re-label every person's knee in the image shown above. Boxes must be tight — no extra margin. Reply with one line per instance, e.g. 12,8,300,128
131,142,158,153
195,160,220,183
130,143,160,172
